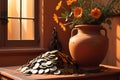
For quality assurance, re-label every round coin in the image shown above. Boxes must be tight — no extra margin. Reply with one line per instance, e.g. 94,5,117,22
44,68,50,73
39,65,46,69
20,67,28,72
53,57,58,61
50,66,57,72
38,69,44,74
33,63,40,69
50,50,58,53
37,59,47,63
48,55,56,59
46,61,52,66
31,69,38,74
23,69,32,75
41,62,47,67
54,70,61,75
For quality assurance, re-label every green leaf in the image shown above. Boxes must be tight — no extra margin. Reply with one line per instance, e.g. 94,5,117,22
61,11,69,18
78,0,85,8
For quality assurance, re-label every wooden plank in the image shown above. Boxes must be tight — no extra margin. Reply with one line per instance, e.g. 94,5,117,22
0,65,120,80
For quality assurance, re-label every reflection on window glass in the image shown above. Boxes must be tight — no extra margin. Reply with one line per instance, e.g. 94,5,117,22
22,20,34,40
8,0,20,17
22,0,34,18
8,19,20,40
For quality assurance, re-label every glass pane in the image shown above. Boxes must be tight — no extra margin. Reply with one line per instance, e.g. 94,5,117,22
8,19,20,40
22,20,34,40
22,0,34,18
8,0,20,17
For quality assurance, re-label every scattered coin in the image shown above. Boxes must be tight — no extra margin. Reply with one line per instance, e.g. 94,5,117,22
54,70,61,75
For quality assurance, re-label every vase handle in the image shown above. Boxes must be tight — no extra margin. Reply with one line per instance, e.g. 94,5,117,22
71,28,78,37
100,27,108,37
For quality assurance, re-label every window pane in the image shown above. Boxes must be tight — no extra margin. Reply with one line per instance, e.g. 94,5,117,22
8,19,20,40
22,0,34,18
22,20,34,40
8,0,20,17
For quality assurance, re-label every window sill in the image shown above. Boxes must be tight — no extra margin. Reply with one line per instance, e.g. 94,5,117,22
0,47,46,56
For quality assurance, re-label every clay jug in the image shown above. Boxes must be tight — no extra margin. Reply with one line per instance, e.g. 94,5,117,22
69,25,109,70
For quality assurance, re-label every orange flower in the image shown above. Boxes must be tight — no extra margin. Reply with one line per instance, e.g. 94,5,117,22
59,22,66,31
56,0,62,11
91,8,102,19
53,13,59,24
66,0,77,6
74,7,83,18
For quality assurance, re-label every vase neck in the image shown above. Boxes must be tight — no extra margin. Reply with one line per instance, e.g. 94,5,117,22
77,26,101,34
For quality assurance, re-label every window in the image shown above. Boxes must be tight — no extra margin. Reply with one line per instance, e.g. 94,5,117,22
0,0,40,47
8,0,34,40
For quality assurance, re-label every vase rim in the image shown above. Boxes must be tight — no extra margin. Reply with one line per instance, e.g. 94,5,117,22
75,25,102,28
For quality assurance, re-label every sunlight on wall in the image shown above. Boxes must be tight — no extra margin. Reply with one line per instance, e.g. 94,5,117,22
8,0,34,40
116,24,120,66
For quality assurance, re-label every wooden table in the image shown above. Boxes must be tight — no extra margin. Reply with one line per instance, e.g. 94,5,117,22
0,65,120,80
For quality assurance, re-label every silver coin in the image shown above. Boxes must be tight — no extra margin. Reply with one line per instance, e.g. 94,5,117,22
37,59,47,63
46,61,52,66
54,70,61,75
44,52,50,56
28,62,35,68
23,69,32,74
46,64,53,68
33,63,40,69
50,50,58,54
39,65,46,69
41,54,46,58
31,69,38,74
41,62,47,67
53,57,59,61
44,68,50,73
38,69,44,74
20,67,28,72
50,66,57,72
42,51,50,58
48,55,56,59
29,60,34,64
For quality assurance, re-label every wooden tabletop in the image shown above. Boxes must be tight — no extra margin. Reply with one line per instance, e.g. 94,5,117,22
0,65,120,80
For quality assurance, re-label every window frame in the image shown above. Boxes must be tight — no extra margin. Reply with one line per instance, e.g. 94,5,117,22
3,0,40,47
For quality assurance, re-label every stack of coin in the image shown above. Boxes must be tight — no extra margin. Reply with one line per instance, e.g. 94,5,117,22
17,50,75,75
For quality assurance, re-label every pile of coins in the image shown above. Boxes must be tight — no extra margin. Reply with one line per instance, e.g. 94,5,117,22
17,50,75,75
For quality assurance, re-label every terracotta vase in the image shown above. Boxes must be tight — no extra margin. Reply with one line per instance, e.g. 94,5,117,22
69,25,109,70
